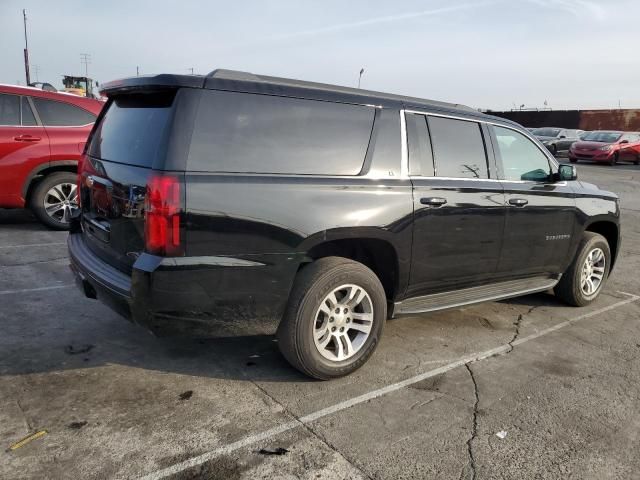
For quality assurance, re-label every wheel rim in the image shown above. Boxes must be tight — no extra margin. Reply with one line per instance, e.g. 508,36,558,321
43,182,78,224
313,284,374,362
580,247,606,297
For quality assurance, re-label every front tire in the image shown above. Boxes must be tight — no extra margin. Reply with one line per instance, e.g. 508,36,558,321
277,257,386,380
610,153,618,166
30,172,79,230
554,232,611,307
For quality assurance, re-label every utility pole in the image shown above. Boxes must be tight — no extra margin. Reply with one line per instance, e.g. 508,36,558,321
23,10,31,85
358,68,365,88
80,53,91,78
136,66,139,76
188,67,194,75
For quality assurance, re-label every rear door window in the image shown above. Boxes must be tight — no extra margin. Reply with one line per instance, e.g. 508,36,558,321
493,126,551,181
0,94,20,125
32,97,96,126
405,113,434,176
21,97,37,126
188,90,375,175
89,92,176,167
427,116,488,179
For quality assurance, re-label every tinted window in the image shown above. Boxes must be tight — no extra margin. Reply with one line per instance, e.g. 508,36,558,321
494,126,550,181
21,97,36,126
368,109,401,178
89,93,175,167
188,91,374,175
32,97,96,126
406,113,434,176
0,94,20,125
428,116,488,179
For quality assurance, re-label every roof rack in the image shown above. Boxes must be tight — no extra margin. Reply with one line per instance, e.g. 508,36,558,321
206,68,477,113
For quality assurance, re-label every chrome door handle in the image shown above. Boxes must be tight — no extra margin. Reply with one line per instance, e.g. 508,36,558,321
509,198,528,207
421,197,447,207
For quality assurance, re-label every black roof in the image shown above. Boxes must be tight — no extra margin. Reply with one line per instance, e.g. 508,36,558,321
100,69,515,125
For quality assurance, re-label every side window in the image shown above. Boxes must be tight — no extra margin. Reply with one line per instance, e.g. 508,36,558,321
31,97,96,126
493,126,551,182
367,108,401,178
427,116,488,179
21,97,37,126
406,113,434,176
188,91,375,175
0,94,20,125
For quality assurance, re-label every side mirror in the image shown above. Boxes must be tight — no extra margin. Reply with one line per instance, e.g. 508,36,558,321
558,164,577,181
559,135,566,139
620,139,629,144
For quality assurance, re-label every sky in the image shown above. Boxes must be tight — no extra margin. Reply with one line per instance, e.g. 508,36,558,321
1,0,638,111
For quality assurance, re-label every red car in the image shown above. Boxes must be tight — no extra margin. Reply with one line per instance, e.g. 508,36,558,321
0,84,103,229
568,131,640,166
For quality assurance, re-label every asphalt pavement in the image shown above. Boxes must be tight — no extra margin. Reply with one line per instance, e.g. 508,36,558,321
1,162,640,480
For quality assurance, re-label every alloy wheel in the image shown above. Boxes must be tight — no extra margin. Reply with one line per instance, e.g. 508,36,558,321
313,284,374,362
580,247,606,296
43,182,78,224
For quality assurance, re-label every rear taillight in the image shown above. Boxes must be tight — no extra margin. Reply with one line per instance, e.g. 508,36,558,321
145,175,183,256
76,155,85,207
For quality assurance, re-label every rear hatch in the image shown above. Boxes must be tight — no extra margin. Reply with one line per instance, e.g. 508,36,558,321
79,90,184,273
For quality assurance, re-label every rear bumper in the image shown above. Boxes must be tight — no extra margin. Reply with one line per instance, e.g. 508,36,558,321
67,233,298,334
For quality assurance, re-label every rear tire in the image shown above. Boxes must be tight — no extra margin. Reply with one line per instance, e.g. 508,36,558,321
569,158,577,163
554,232,611,307
277,257,386,380
30,172,78,230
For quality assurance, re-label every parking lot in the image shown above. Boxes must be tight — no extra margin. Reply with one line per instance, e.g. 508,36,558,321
1,162,639,480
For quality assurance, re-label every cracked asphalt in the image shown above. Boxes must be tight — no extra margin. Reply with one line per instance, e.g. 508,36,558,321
2,162,640,479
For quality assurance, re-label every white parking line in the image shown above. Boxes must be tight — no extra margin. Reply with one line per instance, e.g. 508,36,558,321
0,284,73,295
139,291,640,480
0,242,66,249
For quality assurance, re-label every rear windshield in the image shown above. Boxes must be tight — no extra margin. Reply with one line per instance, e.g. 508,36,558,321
532,128,561,137
187,90,375,175
89,92,175,167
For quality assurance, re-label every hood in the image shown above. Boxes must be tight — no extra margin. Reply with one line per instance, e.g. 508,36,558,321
572,141,613,149
576,180,618,200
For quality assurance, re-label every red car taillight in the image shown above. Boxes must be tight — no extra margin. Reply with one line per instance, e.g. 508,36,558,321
145,175,183,256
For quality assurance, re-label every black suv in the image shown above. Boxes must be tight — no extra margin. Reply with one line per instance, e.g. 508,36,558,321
68,69,620,379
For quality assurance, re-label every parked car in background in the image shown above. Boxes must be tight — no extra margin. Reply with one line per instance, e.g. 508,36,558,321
69,69,619,379
568,131,640,165
531,127,584,156
0,84,103,229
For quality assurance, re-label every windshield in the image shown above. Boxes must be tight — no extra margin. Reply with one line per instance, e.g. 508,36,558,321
581,131,622,143
532,128,561,137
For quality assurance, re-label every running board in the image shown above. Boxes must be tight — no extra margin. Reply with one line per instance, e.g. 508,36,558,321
394,275,560,316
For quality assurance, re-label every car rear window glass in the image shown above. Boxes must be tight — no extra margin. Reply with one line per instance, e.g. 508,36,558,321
21,97,37,126
89,93,175,168
427,116,488,179
32,97,96,126
188,90,374,175
0,94,20,125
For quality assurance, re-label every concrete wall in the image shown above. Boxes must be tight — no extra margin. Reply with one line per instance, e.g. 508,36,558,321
487,109,640,131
